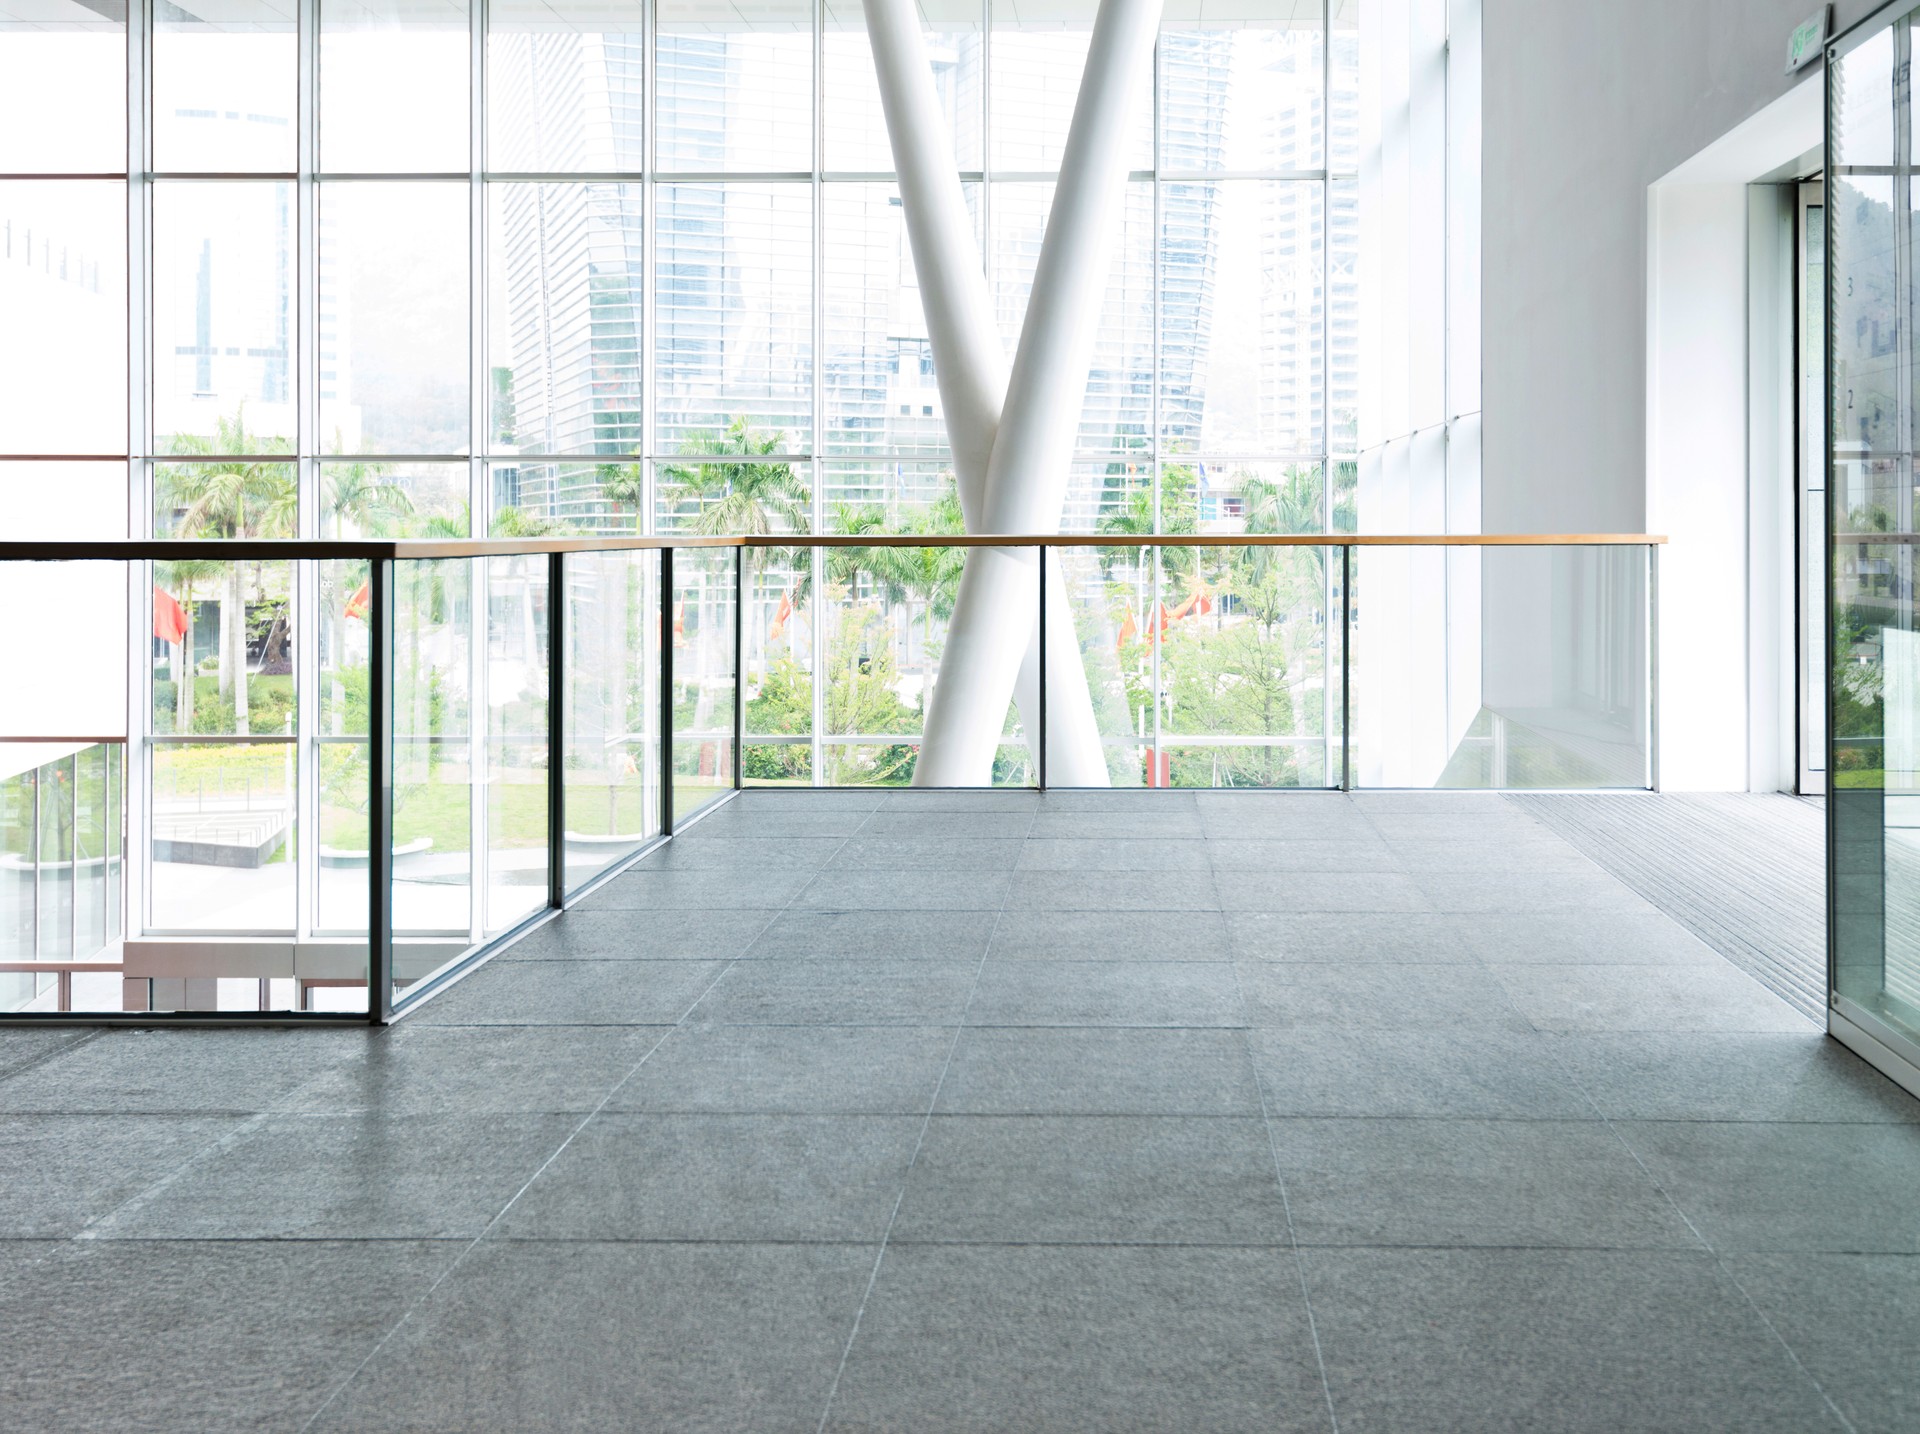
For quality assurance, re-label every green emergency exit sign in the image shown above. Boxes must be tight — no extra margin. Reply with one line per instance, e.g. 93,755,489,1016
1787,7,1829,73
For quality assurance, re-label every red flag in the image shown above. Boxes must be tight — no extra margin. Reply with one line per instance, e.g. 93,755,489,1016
1143,750,1171,787
769,590,794,643
1115,609,1138,653
345,579,371,621
153,586,189,644
673,598,688,648
1140,601,1168,641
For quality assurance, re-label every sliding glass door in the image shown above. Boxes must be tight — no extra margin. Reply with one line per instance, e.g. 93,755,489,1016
1830,0,1920,1088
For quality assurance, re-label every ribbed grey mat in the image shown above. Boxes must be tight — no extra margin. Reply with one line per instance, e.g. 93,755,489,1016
1509,793,1826,1022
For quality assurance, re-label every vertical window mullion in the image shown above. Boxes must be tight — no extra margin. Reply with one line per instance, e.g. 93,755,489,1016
294,0,321,943
641,0,657,535
128,0,154,950
471,0,488,534
811,0,826,784
469,0,489,946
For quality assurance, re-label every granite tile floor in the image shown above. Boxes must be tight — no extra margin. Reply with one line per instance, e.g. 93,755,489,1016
4,790,1920,1432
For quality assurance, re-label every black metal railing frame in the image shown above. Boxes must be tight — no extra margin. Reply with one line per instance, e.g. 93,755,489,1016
0,532,1663,1025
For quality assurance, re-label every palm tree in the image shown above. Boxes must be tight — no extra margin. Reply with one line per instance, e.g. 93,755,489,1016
1235,464,1355,594
154,555,223,734
323,456,415,538
596,462,646,534
871,493,968,716
657,418,810,538
491,505,565,538
158,407,296,735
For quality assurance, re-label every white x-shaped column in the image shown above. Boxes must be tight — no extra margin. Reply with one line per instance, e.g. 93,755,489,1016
863,0,1163,788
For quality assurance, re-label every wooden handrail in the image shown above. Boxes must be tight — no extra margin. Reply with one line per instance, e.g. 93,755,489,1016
0,533,1667,562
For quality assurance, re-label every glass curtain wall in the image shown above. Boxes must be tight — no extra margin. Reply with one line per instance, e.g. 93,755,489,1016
2,0,1418,796
1,0,1481,984
1830,1,1920,1072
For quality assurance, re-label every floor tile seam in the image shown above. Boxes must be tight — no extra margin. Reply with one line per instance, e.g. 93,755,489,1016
0,1028,106,1087
496,955,784,963
973,954,1241,963
1230,1111,1920,1125
810,844,1015,1434
294,963,730,1433
67,1112,274,1245
0,1108,298,1121
913,1111,1276,1123
1230,957,1489,967
1507,991,1618,1126
959,1019,1257,1029
1590,1104,1717,1266
1231,954,1343,1434
295,818,834,1424
478,1235,1303,1251
45,1232,1920,1256
46,1233,475,1245
1703,1260,1865,1433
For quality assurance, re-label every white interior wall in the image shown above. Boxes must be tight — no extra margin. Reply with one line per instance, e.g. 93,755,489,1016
1749,183,1800,794
1482,0,1857,789
1646,77,1821,791
1647,180,1762,790
1355,0,1480,787
0,464,130,767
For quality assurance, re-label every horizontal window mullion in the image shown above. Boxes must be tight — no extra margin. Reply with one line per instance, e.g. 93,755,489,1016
151,172,299,182
300,454,470,466
150,734,297,745
152,454,299,464
310,172,471,183
1156,169,1332,182
650,171,814,184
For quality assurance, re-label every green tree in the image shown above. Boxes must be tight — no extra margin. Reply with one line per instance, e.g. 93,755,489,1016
823,604,920,784
322,455,415,539
153,554,223,734
596,462,646,533
658,418,810,537
1099,460,1200,592
158,406,296,735
1164,624,1299,788
490,505,565,538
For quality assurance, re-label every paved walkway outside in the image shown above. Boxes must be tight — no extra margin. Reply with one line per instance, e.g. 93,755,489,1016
3,790,1918,1432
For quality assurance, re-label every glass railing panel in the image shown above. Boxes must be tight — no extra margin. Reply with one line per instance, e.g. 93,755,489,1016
149,740,296,932
151,557,295,738
672,546,740,818
563,549,663,892
2,741,126,1012
743,544,813,787
808,542,959,787
1353,542,1650,790
379,557,477,1008
483,552,550,936
1155,543,1336,789
71,741,118,958
1056,542,1159,787
315,557,372,933
2,753,36,967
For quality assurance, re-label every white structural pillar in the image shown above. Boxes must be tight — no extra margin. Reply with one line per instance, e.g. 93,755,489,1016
860,0,1002,511
862,0,1117,786
910,0,1162,786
